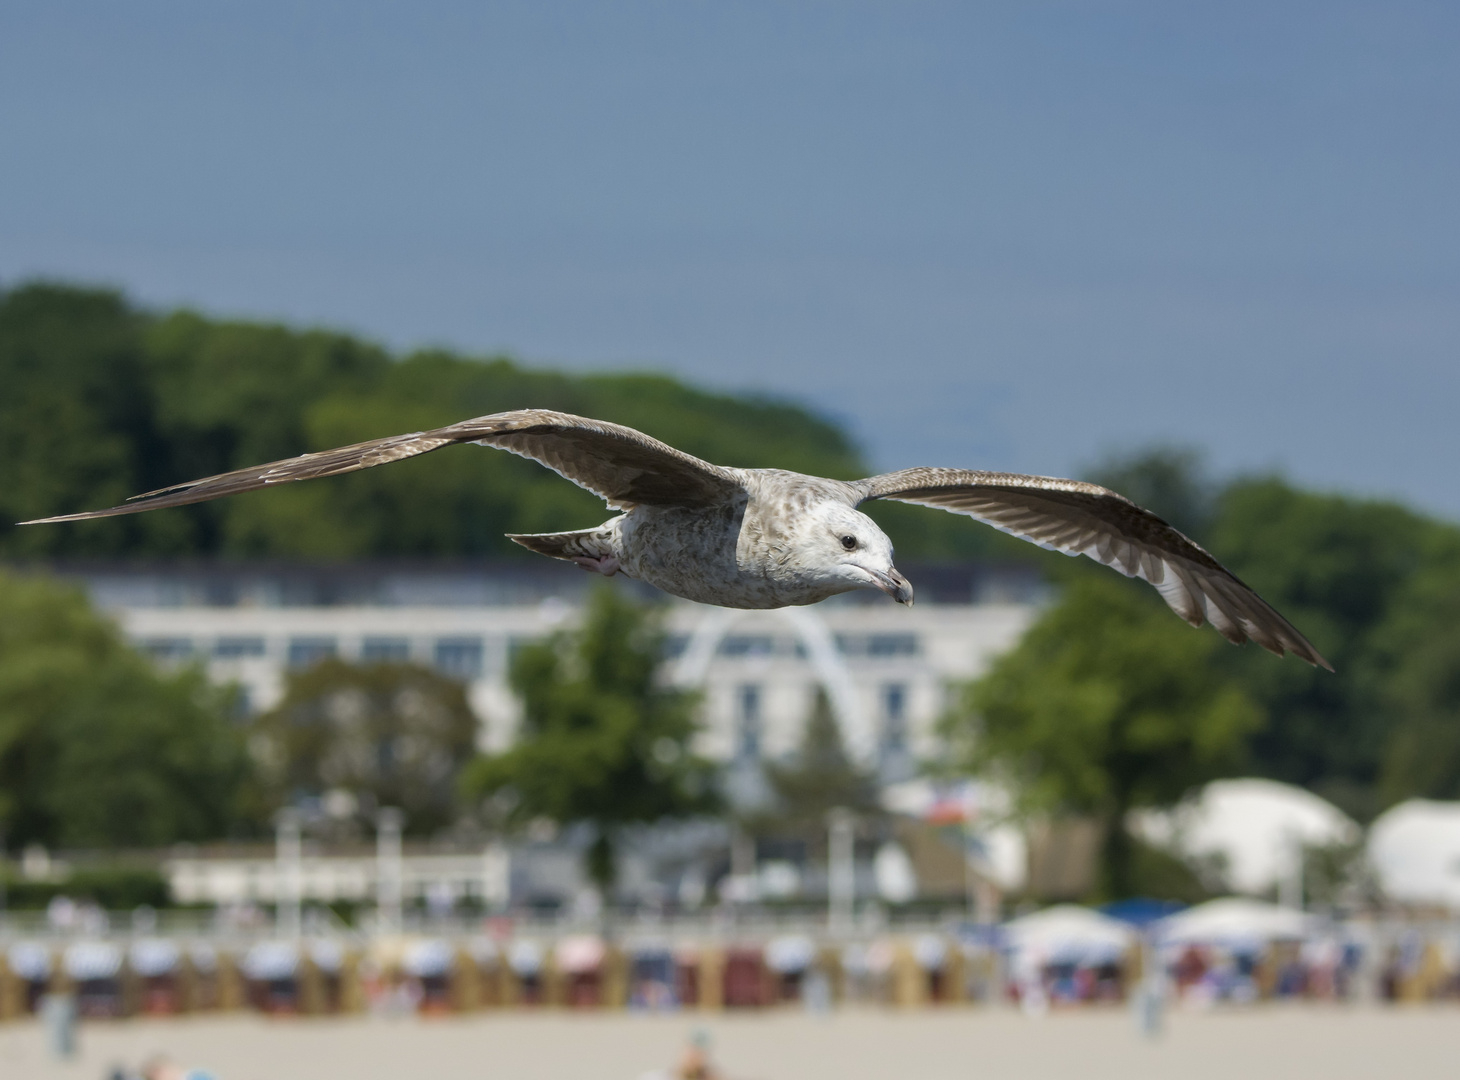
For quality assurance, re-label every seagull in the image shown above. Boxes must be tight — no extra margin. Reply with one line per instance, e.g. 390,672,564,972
22,408,1331,668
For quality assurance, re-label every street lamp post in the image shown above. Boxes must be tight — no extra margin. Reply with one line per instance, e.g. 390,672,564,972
274,808,302,939
827,807,855,934
963,822,1001,925
0,825,8,928
376,807,405,933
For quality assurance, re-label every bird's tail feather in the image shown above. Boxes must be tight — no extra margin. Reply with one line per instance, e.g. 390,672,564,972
507,527,616,563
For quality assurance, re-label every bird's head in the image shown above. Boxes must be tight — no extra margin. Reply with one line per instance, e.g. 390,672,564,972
802,502,914,605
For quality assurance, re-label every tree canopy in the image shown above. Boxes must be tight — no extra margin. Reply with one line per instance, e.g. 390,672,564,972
1083,448,1460,822
1370,558,1460,807
8,284,1460,849
459,587,716,887
950,574,1264,899
249,659,479,836
0,281,1026,563
1205,477,1460,819
0,569,247,848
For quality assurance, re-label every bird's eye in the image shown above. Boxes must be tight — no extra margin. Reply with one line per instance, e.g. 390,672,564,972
841,535,858,551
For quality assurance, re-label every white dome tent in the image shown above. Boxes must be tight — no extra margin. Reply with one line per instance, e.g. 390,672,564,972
1003,904,1135,967
1157,898,1315,951
1134,778,1358,895
1368,799,1460,908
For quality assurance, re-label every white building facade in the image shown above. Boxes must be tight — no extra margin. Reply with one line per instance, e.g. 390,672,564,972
47,560,1040,773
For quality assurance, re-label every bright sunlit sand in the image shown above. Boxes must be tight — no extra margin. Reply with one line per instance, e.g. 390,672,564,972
3,1006,1458,1080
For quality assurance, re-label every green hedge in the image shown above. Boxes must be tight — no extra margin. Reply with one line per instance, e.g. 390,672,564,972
0,865,170,910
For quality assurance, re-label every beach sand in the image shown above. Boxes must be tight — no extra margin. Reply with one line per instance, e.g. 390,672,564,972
3,1003,1457,1080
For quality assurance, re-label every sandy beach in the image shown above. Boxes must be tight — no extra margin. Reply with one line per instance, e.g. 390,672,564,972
3,1004,1458,1080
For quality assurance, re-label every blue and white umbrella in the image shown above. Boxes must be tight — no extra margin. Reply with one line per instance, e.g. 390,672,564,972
766,935,816,974
507,940,544,977
308,939,345,974
913,934,948,972
7,943,51,982
64,942,123,981
130,940,181,977
242,941,300,981
403,939,454,978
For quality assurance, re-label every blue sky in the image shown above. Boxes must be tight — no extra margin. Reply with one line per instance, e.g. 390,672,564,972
3,2,1458,516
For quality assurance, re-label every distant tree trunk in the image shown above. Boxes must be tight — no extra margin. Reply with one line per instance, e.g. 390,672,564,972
588,830,616,894
1097,795,1136,901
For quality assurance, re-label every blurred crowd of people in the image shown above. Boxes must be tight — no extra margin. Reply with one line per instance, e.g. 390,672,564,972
10,905,1460,1026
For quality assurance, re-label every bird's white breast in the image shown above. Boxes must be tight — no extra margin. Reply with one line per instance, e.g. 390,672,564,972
614,472,858,609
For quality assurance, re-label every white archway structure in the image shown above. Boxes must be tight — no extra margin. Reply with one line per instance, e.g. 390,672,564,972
668,605,875,763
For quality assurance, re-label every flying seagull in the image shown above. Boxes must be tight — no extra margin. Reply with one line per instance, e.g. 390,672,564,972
22,408,1331,669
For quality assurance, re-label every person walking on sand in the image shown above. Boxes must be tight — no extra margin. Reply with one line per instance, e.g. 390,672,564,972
674,1030,722,1080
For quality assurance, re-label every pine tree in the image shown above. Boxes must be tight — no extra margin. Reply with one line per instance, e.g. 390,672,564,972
765,688,879,828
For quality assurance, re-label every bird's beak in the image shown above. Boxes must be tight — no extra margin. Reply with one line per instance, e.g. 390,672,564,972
868,566,915,606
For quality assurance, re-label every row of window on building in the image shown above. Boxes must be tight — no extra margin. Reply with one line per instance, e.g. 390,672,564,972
732,682,910,763
141,635,490,679
140,632,923,678
670,633,919,660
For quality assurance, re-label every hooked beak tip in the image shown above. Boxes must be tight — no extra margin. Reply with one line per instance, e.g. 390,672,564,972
870,567,914,607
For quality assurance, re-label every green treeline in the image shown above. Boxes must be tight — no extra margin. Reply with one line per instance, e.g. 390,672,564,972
1056,454,1460,823
4,281,1460,846
0,282,1047,563
0,570,248,850
0,283,867,560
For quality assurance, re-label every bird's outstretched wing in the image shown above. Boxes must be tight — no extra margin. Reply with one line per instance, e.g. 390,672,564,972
857,467,1331,669
20,409,744,524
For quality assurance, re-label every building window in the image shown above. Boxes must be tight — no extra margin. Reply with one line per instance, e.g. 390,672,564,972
869,634,918,658
229,686,253,719
141,637,193,662
362,637,411,663
737,684,763,760
835,633,919,658
435,637,484,680
203,579,239,607
881,683,908,754
287,637,337,669
720,635,775,658
214,636,265,659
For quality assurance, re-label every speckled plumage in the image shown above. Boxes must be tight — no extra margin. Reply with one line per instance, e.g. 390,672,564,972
21,409,1331,668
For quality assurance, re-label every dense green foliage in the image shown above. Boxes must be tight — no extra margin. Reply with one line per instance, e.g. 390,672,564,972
1,865,171,910
6,282,1460,857
1369,560,1460,807
460,587,716,887
748,688,884,872
1206,478,1458,819
0,570,248,849
0,282,873,560
1088,444,1215,539
0,282,1031,562
971,448,1460,834
250,659,479,836
763,688,880,828
952,574,1263,898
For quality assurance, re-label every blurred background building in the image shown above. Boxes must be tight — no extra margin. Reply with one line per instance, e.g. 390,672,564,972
43,559,1041,770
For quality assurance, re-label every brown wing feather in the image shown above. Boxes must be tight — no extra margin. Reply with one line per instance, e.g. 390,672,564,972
858,467,1331,670
20,409,742,524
